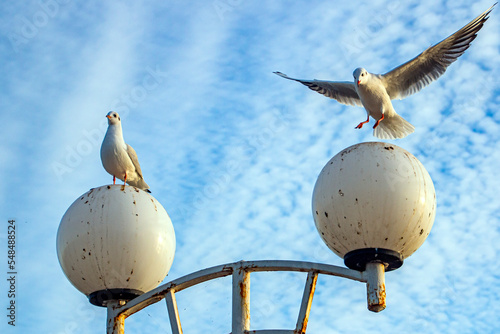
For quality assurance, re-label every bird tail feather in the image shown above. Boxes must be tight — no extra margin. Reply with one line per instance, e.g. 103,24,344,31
126,179,150,192
373,114,415,139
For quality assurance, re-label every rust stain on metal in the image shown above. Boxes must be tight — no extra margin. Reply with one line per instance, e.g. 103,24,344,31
236,265,244,275
239,281,247,299
373,283,387,312
367,282,386,312
379,282,386,305
109,314,125,334
246,262,258,270
341,146,356,156
150,198,158,211
297,272,318,333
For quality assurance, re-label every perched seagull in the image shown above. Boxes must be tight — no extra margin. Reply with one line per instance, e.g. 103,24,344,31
275,4,495,139
100,111,151,192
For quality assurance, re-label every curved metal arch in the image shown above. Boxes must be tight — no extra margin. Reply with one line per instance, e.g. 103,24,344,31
106,260,369,334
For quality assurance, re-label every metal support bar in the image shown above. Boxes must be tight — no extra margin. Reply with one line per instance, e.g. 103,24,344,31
246,331,295,333
365,262,386,312
114,260,365,319
103,260,368,333
295,271,318,333
232,268,250,334
106,300,125,334
165,289,182,334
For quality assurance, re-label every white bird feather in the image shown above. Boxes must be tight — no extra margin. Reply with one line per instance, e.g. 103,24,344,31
100,111,151,192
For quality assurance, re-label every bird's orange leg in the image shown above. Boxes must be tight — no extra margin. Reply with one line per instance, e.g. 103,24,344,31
355,115,370,129
123,173,127,186
373,114,385,129
113,176,116,184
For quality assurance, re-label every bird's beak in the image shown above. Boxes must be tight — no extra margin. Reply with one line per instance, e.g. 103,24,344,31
357,80,360,86
106,115,112,119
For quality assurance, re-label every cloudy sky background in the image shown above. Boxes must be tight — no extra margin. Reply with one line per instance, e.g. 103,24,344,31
1,0,499,333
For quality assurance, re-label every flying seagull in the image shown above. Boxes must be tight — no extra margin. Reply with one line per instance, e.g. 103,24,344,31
100,111,151,192
275,4,495,139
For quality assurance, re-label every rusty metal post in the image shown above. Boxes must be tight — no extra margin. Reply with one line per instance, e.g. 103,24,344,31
365,262,386,312
232,268,250,334
106,300,125,334
295,271,318,333
165,289,183,334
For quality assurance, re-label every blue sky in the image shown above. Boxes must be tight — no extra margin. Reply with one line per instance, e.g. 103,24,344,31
1,0,499,333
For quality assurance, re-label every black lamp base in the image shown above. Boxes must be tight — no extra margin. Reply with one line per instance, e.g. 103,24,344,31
344,248,403,272
88,288,143,307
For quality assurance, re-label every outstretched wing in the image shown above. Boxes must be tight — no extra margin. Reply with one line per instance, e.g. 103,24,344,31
126,144,144,178
382,4,495,100
274,71,362,106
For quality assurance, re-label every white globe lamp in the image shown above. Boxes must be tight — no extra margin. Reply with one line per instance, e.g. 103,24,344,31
57,185,176,306
312,142,436,311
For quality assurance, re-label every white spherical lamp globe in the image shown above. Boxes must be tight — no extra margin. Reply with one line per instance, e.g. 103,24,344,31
312,142,436,271
57,185,176,306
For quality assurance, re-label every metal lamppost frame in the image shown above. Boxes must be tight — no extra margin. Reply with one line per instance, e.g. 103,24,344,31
105,259,381,334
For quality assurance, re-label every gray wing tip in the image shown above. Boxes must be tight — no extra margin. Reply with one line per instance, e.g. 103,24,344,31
274,71,290,79
273,71,312,84
483,3,496,20
476,3,496,24
473,3,496,25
